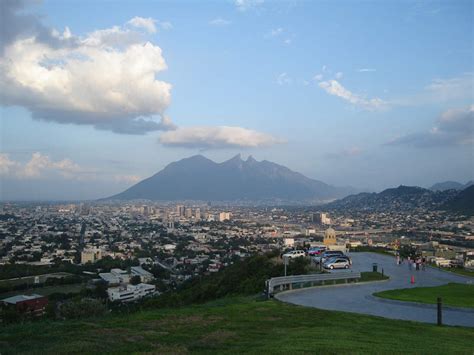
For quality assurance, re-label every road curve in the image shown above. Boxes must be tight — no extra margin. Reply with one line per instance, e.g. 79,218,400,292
276,252,474,327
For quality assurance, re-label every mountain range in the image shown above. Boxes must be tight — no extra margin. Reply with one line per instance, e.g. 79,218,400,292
429,180,474,191
325,184,474,215
106,154,356,204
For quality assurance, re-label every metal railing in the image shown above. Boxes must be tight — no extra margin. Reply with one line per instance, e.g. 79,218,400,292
266,271,361,297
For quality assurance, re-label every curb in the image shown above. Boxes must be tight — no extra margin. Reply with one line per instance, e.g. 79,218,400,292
367,294,474,314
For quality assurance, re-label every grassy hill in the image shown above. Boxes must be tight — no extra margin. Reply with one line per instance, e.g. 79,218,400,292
1,296,473,354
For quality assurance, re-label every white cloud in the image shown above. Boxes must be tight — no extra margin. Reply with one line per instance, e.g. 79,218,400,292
276,72,291,85
159,126,285,149
0,152,83,179
0,154,19,175
358,68,376,72
284,39,292,45
235,0,264,11
209,18,231,26
318,80,387,111
0,152,144,184
127,17,157,33
0,4,174,134
387,105,474,147
335,72,343,79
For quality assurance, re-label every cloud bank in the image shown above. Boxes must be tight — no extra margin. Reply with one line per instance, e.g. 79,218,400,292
159,126,285,149
387,106,474,147
0,3,174,134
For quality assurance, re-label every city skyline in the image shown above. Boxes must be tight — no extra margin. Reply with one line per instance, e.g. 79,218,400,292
1,0,473,200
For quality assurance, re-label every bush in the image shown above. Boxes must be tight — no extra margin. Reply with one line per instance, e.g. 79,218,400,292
58,298,106,320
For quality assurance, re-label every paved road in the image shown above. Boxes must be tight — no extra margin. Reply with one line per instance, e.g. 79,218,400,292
276,252,474,327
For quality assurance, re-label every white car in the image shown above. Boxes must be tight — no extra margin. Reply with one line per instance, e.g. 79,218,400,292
323,258,351,270
282,250,306,259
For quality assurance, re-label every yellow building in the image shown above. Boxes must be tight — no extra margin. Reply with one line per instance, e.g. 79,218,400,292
323,228,337,246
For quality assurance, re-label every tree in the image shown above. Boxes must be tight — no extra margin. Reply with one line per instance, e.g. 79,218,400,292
130,275,141,285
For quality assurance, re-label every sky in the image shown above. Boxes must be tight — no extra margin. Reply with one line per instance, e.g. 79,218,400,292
0,0,473,200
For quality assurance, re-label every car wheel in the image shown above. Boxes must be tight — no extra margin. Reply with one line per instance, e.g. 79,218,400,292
330,265,334,270
345,265,349,269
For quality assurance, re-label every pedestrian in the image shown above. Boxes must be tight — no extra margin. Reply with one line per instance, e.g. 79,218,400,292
415,259,420,271
397,255,400,265
408,256,411,270
422,257,426,271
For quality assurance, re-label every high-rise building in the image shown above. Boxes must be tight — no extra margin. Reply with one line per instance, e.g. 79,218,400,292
219,212,231,222
312,212,331,225
194,208,201,220
185,207,193,218
176,205,185,217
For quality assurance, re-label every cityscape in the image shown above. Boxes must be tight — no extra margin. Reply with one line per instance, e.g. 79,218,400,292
0,0,473,353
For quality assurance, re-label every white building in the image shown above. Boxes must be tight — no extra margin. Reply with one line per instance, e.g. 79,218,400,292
107,283,156,302
131,266,154,283
99,268,130,285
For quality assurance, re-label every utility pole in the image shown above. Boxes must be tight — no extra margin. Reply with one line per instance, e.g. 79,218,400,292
284,256,288,277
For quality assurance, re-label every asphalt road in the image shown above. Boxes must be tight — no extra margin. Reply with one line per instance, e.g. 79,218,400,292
276,252,474,327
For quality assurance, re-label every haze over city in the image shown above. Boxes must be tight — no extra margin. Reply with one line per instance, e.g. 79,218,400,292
1,0,472,200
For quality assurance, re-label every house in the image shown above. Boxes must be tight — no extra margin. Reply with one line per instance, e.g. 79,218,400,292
1,294,48,317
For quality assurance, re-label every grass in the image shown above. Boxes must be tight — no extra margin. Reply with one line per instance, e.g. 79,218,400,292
437,267,474,278
1,296,473,354
374,283,474,308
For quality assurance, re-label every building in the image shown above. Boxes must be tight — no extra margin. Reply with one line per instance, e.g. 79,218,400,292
1,294,48,317
219,212,231,222
99,268,130,285
131,266,154,283
176,205,185,217
323,228,337,246
81,248,102,264
194,208,201,220
313,213,331,225
107,283,156,302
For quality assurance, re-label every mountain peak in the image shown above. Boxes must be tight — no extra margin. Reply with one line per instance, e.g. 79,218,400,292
246,155,257,163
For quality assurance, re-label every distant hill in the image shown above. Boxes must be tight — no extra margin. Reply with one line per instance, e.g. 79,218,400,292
430,181,473,191
325,185,458,212
105,155,356,204
441,185,474,216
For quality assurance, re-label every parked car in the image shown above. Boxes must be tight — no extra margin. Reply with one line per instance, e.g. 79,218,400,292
307,247,326,256
282,250,306,259
313,250,345,264
325,255,352,265
323,257,351,270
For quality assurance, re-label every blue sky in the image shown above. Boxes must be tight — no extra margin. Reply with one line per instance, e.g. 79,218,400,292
1,0,473,200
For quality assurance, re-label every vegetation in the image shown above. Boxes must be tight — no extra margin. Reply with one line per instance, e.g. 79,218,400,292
439,267,474,278
146,252,311,308
1,296,473,354
374,283,474,308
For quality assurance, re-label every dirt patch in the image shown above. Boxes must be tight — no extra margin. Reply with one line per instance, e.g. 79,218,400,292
125,335,144,342
263,316,282,321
